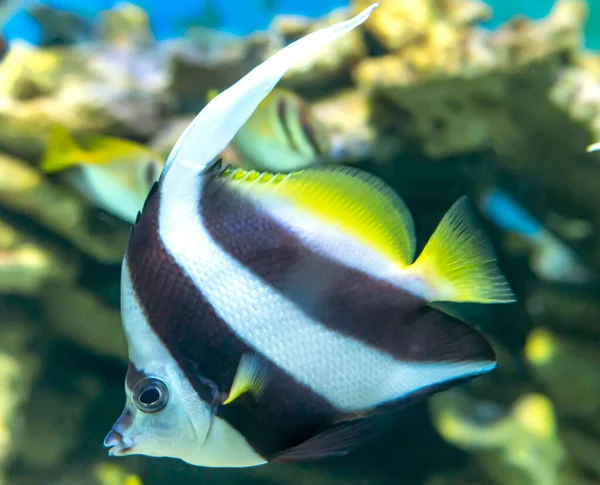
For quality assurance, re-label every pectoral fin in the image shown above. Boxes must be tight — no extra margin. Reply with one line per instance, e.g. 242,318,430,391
223,353,268,405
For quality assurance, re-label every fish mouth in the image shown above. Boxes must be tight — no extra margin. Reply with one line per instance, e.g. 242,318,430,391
104,429,135,456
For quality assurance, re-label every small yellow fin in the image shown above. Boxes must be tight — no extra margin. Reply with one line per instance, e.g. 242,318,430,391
412,196,515,303
206,88,220,103
40,125,86,173
221,165,416,267
223,353,268,405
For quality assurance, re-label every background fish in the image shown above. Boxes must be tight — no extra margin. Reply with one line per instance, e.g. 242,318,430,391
477,188,594,285
586,141,600,152
208,87,331,172
40,125,164,224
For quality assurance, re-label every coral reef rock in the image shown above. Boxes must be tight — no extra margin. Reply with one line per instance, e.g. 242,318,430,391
0,153,130,263
40,283,127,361
0,303,43,485
353,0,587,161
431,390,570,485
274,8,368,90
312,89,376,163
166,29,273,112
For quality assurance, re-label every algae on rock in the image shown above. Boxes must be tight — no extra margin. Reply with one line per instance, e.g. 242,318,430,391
353,0,587,161
430,391,568,485
0,303,43,485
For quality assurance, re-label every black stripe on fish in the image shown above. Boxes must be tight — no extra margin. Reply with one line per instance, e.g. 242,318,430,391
125,182,344,460
200,175,495,366
298,103,324,156
276,96,300,153
126,361,150,392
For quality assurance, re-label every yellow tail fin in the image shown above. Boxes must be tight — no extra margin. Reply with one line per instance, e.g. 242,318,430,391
411,196,515,303
40,125,86,173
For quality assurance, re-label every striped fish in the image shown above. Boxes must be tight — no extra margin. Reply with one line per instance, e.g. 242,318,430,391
104,3,515,468
209,87,330,172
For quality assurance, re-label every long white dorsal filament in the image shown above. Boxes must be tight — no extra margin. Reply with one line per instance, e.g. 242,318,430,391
163,3,379,176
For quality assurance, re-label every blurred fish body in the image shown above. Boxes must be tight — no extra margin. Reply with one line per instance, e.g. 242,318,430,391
209,87,330,172
477,188,543,239
477,188,593,284
105,3,514,468
41,125,164,224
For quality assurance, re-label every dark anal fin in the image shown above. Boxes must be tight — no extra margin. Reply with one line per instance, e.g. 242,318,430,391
273,418,375,463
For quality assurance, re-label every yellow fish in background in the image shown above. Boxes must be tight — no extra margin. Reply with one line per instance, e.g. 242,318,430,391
586,141,600,152
41,125,164,224
207,87,331,172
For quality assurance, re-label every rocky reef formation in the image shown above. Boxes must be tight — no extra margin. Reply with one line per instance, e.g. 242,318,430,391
1,0,599,483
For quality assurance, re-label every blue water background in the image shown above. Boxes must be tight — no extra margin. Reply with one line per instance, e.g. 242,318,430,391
3,0,600,49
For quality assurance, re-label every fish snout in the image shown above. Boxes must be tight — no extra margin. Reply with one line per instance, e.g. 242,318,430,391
104,428,135,456
104,407,135,456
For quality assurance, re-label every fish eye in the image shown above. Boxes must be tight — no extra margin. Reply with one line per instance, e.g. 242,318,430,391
133,377,169,413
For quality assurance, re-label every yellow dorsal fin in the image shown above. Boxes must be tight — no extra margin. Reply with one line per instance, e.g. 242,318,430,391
40,125,87,173
410,196,516,303
220,165,416,267
223,353,268,405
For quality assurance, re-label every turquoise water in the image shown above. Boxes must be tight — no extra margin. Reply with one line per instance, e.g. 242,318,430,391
4,0,600,48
